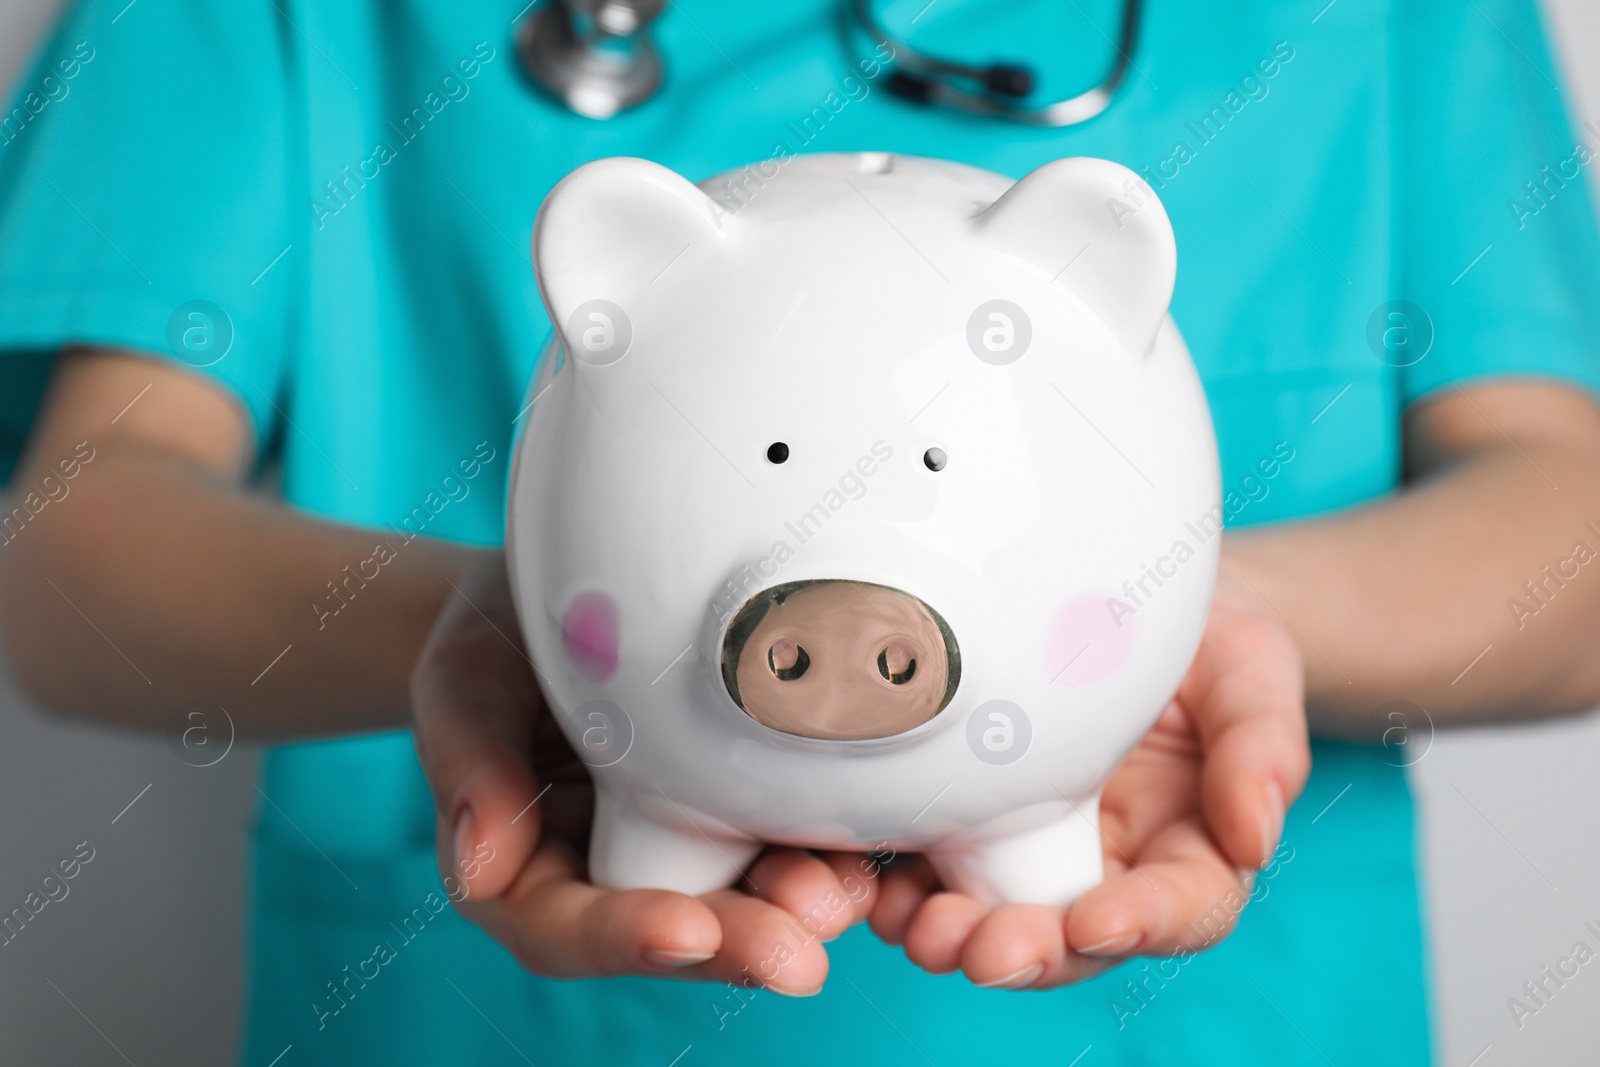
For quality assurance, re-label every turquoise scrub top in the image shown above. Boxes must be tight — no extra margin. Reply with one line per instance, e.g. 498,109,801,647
4,0,1600,1062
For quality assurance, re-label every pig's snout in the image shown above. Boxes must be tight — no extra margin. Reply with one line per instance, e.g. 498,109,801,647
720,580,961,741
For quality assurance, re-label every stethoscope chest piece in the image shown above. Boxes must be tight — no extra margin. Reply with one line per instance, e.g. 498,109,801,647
518,0,665,119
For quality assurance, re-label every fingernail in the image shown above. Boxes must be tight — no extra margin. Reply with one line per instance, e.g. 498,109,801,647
643,949,715,969
977,962,1044,990
453,806,474,871
1260,780,1286,868
767,982,824,998
1077,932,1140,957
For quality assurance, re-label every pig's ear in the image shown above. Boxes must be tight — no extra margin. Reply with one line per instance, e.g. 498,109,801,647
974,157,1176,358
534,157,733,350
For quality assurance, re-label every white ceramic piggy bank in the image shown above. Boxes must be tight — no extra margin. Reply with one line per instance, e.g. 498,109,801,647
507,151,1219,907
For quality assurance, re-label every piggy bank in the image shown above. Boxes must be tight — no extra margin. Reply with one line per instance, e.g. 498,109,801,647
507,151,1219,907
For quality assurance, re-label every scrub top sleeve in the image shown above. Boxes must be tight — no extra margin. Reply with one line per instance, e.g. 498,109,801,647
1395,0,1600,406
0,0,301,458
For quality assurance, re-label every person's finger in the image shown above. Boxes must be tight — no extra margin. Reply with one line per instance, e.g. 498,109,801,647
955,904,1066,989
425,738,542,902
818,850,882,923
1181,589,1310,870
747,849,862,941
869,856,939,945
957,905,1118,990
1099,700,1203,860
902,891,989,975
1064,818,1250,959
473,838,725,977
411,567,547,901
413,670,543,899
695,889,831,996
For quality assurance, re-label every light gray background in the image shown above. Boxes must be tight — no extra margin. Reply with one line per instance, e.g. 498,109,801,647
2,2,1600,1065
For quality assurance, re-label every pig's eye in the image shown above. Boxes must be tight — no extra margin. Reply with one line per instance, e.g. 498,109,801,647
923,447,947,472
768,638,810,681
878,643,918,685
767,442,790,464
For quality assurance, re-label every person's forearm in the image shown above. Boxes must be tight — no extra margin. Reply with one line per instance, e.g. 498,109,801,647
1226,427,1600,736
0,438,487,737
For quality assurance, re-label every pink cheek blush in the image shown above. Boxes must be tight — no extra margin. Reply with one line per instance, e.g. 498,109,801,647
562,592,619,683
1046,592,1135,687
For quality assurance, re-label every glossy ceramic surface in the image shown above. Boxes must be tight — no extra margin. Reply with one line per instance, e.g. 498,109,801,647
507,151,1219,906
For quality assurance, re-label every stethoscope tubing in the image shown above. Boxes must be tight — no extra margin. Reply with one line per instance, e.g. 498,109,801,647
519,0,1144,126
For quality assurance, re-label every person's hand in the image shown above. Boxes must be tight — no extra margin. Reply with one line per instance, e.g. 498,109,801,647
867,563,1311,989
410,554,880,995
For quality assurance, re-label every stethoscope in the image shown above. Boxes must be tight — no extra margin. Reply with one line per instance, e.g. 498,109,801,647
517,0,1143,126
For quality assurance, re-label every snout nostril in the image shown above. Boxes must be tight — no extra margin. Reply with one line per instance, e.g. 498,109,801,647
768,638,810,681
878,645,917,685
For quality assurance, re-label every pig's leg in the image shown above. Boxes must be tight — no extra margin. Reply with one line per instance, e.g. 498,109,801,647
587,787,762,896
927,795,1104,908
